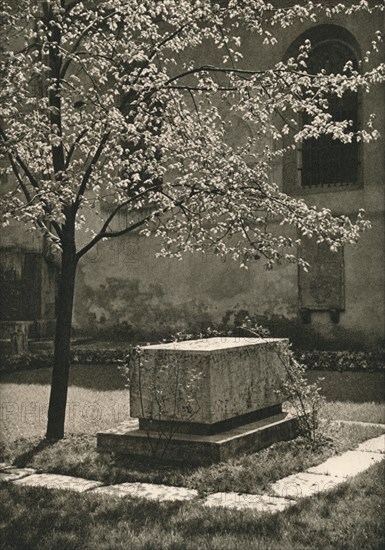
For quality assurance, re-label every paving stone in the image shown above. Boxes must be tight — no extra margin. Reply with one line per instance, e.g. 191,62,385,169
0,464,35,472
307,451,383,478
13,473,103,492
356,434,385,454
93,482,198,501
203,492,295,513
271,472,345,500
90,482,139,499
91,482,198,501
0,468,36,482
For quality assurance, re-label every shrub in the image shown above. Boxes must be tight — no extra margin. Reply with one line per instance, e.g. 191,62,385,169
240,319,326,449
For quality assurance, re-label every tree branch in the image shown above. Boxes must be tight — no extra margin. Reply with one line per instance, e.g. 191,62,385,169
7,155,33,203
65,128,88,169
76,210,154,260
0,127,40,189
38,220,63,244
166,85,238,91
60,10,119,78
73,132,110,209
76,182,163,260
6,155,63,240
165,65,267,86
149,23,190,61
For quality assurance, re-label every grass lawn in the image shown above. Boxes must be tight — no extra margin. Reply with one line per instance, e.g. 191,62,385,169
306,370,385,403
1,460,384,550
1,364,384,497
1,421,384,497
321,401,385,424
1,364,384,495
1,366,384,548
0,365,129,443
1,364,384,444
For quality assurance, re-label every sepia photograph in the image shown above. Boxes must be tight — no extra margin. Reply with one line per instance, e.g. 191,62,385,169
0,1,384,548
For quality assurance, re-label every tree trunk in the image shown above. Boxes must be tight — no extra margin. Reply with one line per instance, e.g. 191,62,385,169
46,233,77,440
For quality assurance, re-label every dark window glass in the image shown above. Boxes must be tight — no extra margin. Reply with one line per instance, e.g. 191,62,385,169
301,41,359,188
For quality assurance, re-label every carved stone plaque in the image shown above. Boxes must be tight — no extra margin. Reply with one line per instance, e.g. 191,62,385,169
298,238,345,311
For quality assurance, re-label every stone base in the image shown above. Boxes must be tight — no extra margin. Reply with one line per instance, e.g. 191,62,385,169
139,404,283,436
97,413,299,465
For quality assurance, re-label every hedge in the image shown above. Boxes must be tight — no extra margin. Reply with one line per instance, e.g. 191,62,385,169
295,350,385,372
1,347,384,374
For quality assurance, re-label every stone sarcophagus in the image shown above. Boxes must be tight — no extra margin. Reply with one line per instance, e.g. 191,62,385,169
97,337,298,464
130,337,288,433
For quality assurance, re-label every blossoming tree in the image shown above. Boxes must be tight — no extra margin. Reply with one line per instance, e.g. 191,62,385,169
1,0,384,439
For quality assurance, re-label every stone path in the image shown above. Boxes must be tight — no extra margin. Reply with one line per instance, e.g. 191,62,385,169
1,433,384,515
94,482,198,501
204,492,296,513
13,473,103,492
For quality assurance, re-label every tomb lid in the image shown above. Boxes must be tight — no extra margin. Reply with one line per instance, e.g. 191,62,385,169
140,337,287,352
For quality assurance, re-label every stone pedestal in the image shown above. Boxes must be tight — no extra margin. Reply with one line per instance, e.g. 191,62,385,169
97,337,299,464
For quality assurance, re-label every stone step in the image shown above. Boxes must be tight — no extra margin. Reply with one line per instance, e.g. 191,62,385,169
97,413,299,465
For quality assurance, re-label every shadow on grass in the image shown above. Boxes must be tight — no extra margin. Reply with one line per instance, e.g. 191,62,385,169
2,462,384,550
0,363,125,390
13,437,54,468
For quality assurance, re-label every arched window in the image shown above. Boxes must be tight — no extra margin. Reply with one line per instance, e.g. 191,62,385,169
301,39,359,188
282,25,361,193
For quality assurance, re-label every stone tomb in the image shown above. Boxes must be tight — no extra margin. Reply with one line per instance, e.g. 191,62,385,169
97,337,299,464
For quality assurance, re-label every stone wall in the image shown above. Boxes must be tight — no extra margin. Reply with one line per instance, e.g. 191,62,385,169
72,10,385,349
2,7,384,349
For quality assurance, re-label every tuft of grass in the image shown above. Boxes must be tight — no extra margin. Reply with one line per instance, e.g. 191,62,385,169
1,461,384,550
1,422,384,497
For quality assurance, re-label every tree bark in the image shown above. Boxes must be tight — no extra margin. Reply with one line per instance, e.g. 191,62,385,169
46,225,77,440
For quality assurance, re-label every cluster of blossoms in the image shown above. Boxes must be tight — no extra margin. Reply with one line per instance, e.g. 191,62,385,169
0,0,383,267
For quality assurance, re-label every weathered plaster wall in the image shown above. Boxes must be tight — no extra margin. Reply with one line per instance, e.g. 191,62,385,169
74,206,384,349
74,231,300,339
72,10,385,349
